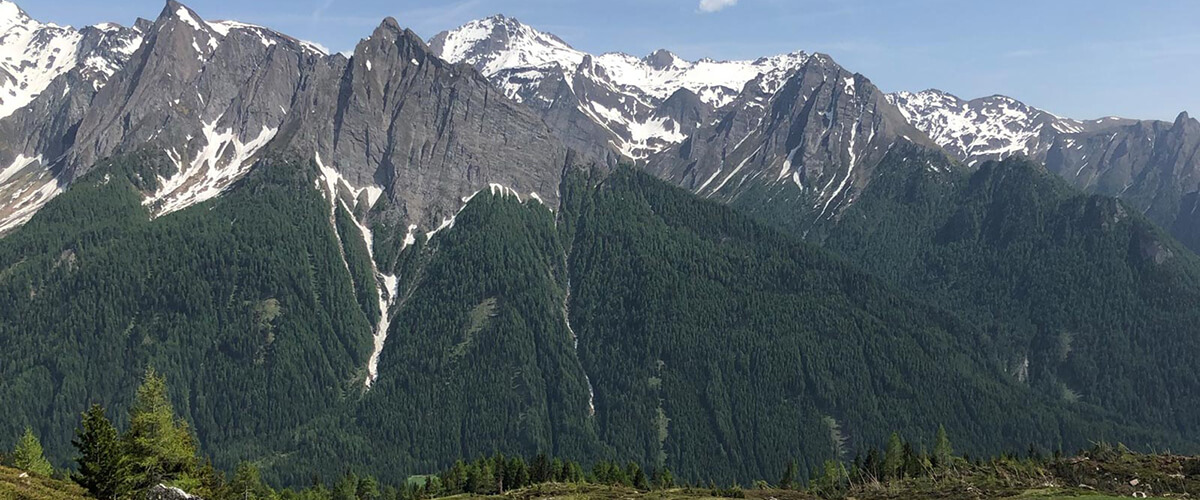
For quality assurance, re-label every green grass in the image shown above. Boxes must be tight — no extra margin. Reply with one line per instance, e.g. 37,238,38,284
0,466,84,500
445,483,814,500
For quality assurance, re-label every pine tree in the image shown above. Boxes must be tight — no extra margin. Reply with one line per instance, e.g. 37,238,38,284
72,404,126,499
12,426,54,477
123,367,198,491
778,460,796,490
933,424,953,468
883,432,904,480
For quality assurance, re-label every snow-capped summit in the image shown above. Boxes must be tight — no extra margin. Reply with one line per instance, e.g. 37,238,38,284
885,89,1128,165
432,14,807,108
0,0,84,118
428,14,578,77
430,15,811,159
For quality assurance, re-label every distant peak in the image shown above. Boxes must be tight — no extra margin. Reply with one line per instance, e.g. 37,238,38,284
377,16,403,35
643,49,683,70
0,0,32,29
1176,111,1191,124
156,0,210,32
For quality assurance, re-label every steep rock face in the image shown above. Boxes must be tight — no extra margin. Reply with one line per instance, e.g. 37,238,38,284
430,15,808,161
287,18,572,229
646,54,946,231
0,5,146,232
1045,111,1200,249
891,89,1200,253
0,2,579,237
63,1,313,214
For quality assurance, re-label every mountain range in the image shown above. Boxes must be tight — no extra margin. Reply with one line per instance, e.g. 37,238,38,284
1,0,1199,489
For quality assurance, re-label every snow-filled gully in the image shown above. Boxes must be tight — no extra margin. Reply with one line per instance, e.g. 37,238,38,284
314,154,397,388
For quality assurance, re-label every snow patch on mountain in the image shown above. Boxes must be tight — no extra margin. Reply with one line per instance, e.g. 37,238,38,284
0,1,82,118
432,15,810,159
887,89,1087,164
146,119,277,216
314,152,397,388
435,15,809,108
0,154,61,234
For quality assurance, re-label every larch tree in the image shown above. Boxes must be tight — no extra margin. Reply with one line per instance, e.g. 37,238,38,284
12,426,54,477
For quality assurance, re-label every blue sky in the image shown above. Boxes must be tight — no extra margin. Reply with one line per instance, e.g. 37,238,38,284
24,0,1200,121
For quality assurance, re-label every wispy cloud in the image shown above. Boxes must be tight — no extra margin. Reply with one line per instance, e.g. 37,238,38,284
312,0,335,22
1002,48,1047,58
698,0,738,13
395,0,484,35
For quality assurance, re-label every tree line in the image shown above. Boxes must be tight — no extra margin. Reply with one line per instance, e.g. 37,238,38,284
2,365,1019,500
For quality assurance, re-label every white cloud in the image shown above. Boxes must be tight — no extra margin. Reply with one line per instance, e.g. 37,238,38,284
698,0,738,13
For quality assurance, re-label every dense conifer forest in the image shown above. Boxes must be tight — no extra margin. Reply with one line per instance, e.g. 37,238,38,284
1,153,1198,491
5,370,1199,500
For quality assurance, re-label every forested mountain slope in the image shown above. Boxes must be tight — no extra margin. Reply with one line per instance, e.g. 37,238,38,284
556,168,1177,483
276,167,1187,485
0,152,377,473
889,90,1200,255
4,153,1174,487
804,152,1200,443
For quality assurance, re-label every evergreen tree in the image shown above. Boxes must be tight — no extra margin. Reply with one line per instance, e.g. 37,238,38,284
423,475,442,498
332,472,358,500
357,475,380,500
933,425,953,468
228,462,274,500
654,467,674,489
864,448,881,482
811,460,849,498
628,462,649,490
902,442,920,478
12,426,54,477
566,461,585,483
509,457,529,490
72,404,126,499
531,453,551,484
883,432,904,480
778,460,796,490
123,367,198,491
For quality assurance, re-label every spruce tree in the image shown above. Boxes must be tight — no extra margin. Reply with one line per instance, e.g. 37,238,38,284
12,426,54,477
628,462,649,490
531,453,551,483
72,404,126,499
778,460,796,489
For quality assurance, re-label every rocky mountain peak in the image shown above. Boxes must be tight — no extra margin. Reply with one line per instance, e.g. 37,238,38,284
0,0,31,28
432,15,815,162
645,51,945,229
643,49,683,71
